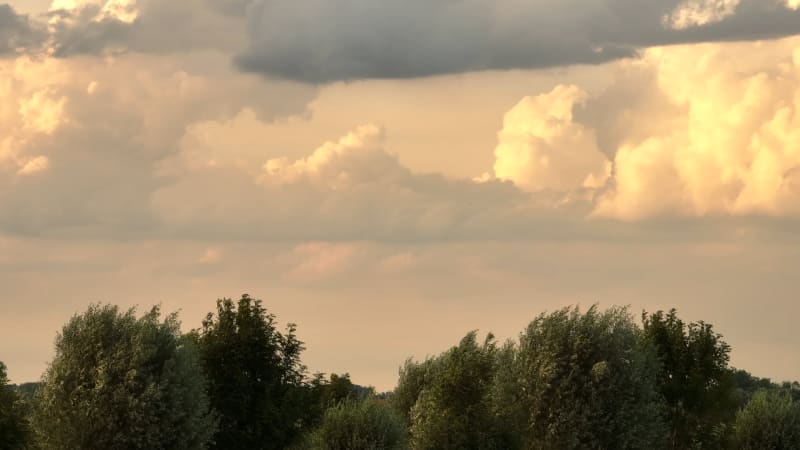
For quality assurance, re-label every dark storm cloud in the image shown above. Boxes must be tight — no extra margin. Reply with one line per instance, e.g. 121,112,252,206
234,0,800,83
46,0,247,57
17,0,800,80
0,3,44,55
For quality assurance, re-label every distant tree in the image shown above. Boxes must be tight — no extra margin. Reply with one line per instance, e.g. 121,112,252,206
298,372,367,432
196,294,308,449
320,373,358,406
302,397,407,450
730,368,781,410
32,304,215,450
642,309,738,449
11,383,41,401
732,390,800,449
313,373,365,411
0,362,30,450
508,306,667,449
732,369,774,397
407,332,499,450
780,381,800,401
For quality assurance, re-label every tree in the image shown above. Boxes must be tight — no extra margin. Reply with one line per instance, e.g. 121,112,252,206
642,309,738,449
32,304,215,450
732,390,800,449
0,362,29,450
392,358,434,426
405,332,499,450
507,306,667,449
314,373,361,411
489,341,527,450
303,397,407,450
731,369,775,403
196,294,308,449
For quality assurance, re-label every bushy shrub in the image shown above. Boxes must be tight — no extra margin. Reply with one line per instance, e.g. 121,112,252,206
733,390,800,450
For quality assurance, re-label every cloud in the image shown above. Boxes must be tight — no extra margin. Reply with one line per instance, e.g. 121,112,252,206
1,42,601,243
18,89,67,133
0,50,315,236
260,125,401,188
44,0,246,57
0,56,63,176
5,25,800,244
17,155,49,175
432,34,800,222
152,124,580,242
236,0,800,83
8,0,799,83
0,3,43,55
493,85,611,192
283,242,367,283
665,0,741,30
589,37,800,219
197,247,222,264
50,0,138,24
148,108,790,241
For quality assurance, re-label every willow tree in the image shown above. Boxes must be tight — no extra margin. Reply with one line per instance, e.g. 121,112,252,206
505,306,667,449
407,332,498,450
33,304,215,450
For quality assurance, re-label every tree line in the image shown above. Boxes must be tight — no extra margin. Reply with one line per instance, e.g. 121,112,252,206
1,295,798,449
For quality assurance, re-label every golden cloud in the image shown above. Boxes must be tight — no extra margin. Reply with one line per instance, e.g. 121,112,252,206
261,125,396,189
486,36,800,221
595,37,800,219
493,85,611,192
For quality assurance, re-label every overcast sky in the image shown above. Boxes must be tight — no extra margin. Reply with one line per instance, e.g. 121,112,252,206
1,0,800,390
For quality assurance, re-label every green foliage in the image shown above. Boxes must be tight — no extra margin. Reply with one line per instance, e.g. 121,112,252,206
732,390,800,450
642,309,738,449
197,294,308,450
304,398,407,450
408,332,499,450
505,306,667,449
32,304,215,450
0,362,30,450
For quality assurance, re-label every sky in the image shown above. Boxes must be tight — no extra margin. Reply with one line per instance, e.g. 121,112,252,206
1,0,800,391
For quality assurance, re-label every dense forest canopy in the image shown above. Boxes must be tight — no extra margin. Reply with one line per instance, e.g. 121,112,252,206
1,295,798,450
